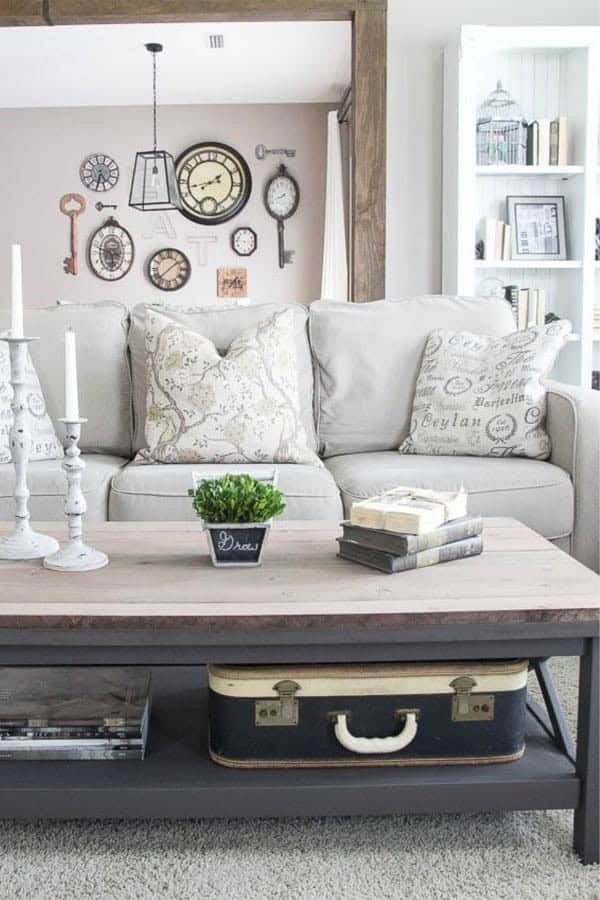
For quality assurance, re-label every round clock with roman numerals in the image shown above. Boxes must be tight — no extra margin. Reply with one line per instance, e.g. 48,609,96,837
147,248,191,291
175,142,251,225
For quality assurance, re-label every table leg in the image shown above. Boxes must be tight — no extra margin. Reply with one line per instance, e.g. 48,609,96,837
574,637,599,864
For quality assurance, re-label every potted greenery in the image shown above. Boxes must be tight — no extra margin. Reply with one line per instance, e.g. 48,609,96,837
192,474,285,567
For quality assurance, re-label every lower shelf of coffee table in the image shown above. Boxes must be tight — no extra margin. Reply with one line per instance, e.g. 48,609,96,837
0,667,579,819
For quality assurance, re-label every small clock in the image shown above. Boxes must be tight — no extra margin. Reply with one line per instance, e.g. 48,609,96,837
88,217,134,281
175,142,251,225
231,227,257,257
264,164,299,268
148,248,191,291
80,153,119,192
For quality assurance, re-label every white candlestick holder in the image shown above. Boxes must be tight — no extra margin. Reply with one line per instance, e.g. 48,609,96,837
0,337,60,561
43,419,109,573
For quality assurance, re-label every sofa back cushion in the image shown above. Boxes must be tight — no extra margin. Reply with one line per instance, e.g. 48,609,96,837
309,296,517,458
1,302,132,457
129,302,317,455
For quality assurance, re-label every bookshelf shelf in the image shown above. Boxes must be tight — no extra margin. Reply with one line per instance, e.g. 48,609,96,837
443,25,600,388
474,260,582,270
476,165,584,177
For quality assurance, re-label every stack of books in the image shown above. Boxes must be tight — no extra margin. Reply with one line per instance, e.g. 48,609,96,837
504,286,546,330
337,487,483,574
481,217,511,262
527,117,568,166
0,668,151,760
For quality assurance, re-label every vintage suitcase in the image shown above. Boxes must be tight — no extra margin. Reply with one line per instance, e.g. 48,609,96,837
207,660,528,769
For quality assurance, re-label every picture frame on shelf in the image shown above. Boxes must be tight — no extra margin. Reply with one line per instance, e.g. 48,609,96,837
506,195,567,262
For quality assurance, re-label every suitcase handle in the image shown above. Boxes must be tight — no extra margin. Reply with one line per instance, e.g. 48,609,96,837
332,711,418,755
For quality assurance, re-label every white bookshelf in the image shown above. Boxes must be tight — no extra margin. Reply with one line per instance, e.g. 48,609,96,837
443,26,599,388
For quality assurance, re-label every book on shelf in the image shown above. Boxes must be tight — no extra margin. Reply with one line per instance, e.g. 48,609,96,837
340,515,483,557
483,217,497,261
0,667,151,760
349,487,467,535
517,289,529,330
504,285,519,323
549,117,568,166
537,118,551,166
495,220,505,260
337,535,483,574
480,218,510,261
527,289,538,328
502,224,511,261
527,121,539,165
514,288,546,330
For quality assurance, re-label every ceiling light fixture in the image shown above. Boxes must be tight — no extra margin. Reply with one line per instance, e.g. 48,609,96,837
129,43,180,212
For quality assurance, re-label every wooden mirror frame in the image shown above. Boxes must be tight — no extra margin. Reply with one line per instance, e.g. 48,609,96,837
1,0,386,302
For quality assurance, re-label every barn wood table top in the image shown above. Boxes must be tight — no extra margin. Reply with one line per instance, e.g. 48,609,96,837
0,518,597,631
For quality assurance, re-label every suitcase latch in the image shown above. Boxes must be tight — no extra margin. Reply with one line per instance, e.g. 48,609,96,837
450,676,495,722
255,680,300,727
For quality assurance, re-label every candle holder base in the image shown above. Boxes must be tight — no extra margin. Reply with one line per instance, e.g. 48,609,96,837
0,526,59,561
43,542,108,573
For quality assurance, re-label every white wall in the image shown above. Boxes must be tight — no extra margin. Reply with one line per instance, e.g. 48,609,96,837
385,0,600,297
0,103,331,307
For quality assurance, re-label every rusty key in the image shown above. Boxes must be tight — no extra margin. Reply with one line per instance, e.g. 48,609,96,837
59,193,86,275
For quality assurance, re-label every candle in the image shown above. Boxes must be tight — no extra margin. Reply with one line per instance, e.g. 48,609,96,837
10,245,23,338
64,329,79,420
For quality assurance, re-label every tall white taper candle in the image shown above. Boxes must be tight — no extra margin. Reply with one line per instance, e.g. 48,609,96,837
64,329,79,420
10,245,23,339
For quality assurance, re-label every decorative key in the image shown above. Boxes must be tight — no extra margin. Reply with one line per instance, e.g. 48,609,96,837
59,193,86,275
95,201,117,211
255,143,296,160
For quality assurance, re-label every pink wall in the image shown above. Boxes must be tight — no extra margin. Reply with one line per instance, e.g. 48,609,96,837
0,103,332,307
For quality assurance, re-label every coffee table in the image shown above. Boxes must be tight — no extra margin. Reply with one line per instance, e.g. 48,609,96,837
0,517,597,863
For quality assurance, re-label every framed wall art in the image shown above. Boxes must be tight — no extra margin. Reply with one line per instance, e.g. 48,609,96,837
506,195,567,261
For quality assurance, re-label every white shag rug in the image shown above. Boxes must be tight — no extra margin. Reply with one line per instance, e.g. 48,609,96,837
0,658,598,900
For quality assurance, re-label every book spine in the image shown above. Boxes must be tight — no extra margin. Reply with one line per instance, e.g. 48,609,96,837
341,517,483,556
504,285,519,324
502,224,511,261
484,218,497,261
557,117,568,166
549,119,559,165
517,289,529,330
407,535,483,571
536,288,546,327
495,220,505,260
527,289,538,328
538,119,550,166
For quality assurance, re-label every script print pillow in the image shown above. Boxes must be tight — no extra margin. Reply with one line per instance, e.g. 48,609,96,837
399,320,571,460
139,308,321,466
0,341,63,464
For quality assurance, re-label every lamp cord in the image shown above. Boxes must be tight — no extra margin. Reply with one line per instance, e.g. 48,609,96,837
152,49,157,154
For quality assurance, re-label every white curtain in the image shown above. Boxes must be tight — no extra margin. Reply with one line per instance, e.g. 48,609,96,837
320,110,348,302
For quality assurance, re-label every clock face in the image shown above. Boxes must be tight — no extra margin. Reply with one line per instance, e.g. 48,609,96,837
265,169,299,220
148,248,191,291
175,142,251,225
231,227,257,257
88,217,134,281
80,153,119,192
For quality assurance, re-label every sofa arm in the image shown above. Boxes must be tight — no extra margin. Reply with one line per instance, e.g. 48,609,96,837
545,380,600,572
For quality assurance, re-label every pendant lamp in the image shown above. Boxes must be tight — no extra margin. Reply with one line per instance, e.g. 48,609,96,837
129,43,180,211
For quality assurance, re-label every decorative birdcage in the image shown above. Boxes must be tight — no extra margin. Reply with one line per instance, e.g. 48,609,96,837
476,81,527,166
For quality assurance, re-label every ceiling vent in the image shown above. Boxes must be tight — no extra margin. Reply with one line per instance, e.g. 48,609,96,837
206,34,224,50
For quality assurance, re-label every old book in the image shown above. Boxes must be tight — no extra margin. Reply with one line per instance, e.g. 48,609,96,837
504,285,519,323
517,289,529,330
527,121,539,165
337,535,483,574
495,220,505,260
557,117,568,165
483,217,497,261
536,288,546,326
340,515,483,557
549,119,559,165
527,289,539,328
537,118,551,166
502,223,511,260
350,487,467,535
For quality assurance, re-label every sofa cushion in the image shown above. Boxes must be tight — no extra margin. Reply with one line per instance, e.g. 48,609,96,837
129,302,317,455
0,303,132,458
324,451,573,541
0,455,127,522
139,308,320,466
109,462,342,522
309,296,516,458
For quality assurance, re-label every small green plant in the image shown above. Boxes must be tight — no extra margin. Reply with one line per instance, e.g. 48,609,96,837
192,474,285,524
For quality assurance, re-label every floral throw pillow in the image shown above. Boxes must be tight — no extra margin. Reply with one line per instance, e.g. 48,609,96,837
398,320,571,460
139,308,321,466
0,340,63,464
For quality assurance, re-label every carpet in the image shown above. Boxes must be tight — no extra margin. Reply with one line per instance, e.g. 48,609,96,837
0,658,597,900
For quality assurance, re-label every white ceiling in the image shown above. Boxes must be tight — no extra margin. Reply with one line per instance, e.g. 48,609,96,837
0,21,351,108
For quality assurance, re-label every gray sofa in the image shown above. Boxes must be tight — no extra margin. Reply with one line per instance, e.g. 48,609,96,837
1,296,598,572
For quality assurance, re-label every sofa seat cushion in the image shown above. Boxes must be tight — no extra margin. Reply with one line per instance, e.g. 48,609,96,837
109,463,343,522
0,455,127,522
325,451,573,541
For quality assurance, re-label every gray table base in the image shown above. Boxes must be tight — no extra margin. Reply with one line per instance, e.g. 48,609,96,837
0,624,597,866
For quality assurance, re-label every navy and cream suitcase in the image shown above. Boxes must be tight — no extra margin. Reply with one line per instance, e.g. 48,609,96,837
207,660,528,769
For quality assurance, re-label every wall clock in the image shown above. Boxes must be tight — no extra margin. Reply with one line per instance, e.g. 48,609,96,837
264,163,299,268
175,142,251,225
80,153,119,192
88,217,134,281
147,248,191,291
231,227,257,257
